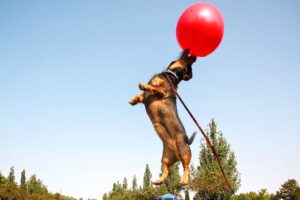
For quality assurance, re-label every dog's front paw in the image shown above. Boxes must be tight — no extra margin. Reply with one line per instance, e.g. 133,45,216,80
129,94,143,106
129,98,138,106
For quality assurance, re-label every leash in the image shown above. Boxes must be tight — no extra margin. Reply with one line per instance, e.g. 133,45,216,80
164,74,233,193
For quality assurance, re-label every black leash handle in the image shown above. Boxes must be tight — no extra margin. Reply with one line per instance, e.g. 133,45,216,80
165,75,233,193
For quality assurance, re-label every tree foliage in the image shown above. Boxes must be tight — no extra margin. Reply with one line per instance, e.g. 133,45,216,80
275,179,300,200
0,166,76,200
191,119,241,200
143,164,152,189
0,171,6,187
132,175,138,191
164,162,181,194
122,177,128,190
21,169,27,192
7,167,16,184
230,189,276,200
102,164,171,200
27,174,48,195
184,189,190,200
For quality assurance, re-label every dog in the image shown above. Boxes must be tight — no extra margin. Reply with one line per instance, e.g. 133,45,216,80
129,49,197,185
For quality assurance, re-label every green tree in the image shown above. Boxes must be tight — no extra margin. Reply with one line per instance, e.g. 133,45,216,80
7,166,16,184
0,182,23,200
231,191,257,200
191,119,241,200
295,187,300,199
27,174,48,195
231,189,274,200
20,169,27,192
102,193,108,200
0,168,76,200
143,164,152,189
55,192,61,200
257,189,271,200
0,170,6,187
102,173,170,200
122,177,128,190
184,190,190,200
109,181,124,199
164,162,181,194
132,175,138,191
276,179,300,200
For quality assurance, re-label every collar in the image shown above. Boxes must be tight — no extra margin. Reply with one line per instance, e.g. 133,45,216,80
163,69,179,80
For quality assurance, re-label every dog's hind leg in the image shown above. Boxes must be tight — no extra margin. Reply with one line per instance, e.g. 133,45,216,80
129,93,144,105
176,135,192,185
153,145,177,185
180,153,191,185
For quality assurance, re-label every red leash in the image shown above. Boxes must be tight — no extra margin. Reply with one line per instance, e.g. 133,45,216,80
165,75,233,192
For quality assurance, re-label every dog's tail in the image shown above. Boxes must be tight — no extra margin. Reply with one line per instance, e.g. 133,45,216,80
187,132,197,145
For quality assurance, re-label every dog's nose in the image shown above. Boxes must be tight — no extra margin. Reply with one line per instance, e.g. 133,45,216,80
181,49,190,59
188,55,197,64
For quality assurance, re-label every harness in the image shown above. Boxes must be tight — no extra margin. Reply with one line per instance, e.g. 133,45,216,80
163,69,179,80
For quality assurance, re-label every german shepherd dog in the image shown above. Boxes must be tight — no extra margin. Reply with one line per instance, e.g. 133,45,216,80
129,50,197,185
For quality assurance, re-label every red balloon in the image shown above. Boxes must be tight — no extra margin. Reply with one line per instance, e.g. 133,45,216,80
176,2,224,57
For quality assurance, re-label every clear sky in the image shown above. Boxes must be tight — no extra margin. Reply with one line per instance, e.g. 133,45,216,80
0,0,299,199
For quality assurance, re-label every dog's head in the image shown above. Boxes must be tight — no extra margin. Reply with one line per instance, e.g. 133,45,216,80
167,49,197,81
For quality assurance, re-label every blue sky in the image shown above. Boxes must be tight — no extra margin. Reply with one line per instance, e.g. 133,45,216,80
0,0,299,199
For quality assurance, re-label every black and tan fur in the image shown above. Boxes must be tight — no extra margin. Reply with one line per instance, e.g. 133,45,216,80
129,50,197,185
